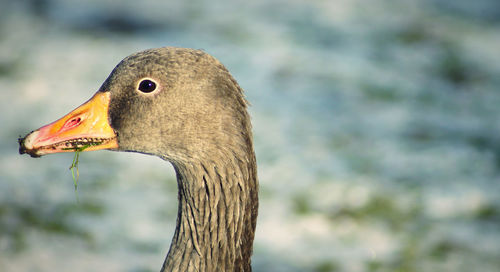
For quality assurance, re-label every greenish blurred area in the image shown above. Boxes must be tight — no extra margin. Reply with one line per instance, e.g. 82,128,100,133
1,0,499,271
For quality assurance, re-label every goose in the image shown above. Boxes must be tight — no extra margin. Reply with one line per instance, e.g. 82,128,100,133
18,47,258,272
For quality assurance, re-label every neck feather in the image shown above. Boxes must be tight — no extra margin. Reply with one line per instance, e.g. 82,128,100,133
161,152,258,272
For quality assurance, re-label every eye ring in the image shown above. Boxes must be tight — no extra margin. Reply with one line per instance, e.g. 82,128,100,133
137,78,159,94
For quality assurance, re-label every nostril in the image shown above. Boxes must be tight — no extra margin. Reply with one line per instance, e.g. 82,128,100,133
65,117,82,129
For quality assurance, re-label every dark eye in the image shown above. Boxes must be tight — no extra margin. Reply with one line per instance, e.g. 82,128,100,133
138,79,157,93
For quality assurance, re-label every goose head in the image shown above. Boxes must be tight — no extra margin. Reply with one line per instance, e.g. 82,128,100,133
19,47,252,164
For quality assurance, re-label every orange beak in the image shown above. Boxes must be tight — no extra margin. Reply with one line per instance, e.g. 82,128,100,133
19,91,118,158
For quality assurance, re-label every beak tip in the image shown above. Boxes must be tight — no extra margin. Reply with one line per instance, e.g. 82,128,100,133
18,131,42,158
18,135,27,155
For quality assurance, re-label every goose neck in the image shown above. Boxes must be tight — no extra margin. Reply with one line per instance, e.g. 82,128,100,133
161,157,257,272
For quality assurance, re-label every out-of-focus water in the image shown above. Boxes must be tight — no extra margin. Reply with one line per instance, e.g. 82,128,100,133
1,0,500,271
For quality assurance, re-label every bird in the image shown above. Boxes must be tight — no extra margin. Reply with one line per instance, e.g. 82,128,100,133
18,47,259,272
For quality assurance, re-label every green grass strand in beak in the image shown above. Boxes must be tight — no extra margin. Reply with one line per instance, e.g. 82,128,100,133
68,144,91,202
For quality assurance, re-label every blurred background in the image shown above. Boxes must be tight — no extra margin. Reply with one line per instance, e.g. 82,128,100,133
1,0,500,271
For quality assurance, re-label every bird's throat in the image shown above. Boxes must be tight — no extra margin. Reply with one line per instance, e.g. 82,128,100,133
161,157,258,272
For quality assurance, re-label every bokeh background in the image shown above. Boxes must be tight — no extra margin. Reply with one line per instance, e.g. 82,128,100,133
1,0,500,271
